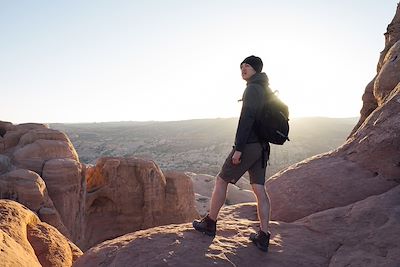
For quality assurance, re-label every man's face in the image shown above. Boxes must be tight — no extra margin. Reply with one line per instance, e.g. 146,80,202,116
241,63,257,81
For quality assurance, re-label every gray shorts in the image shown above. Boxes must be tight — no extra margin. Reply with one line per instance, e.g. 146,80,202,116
218,142,268,185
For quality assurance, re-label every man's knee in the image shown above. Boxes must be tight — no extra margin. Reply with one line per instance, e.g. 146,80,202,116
251,183,268,200
216,175,229,186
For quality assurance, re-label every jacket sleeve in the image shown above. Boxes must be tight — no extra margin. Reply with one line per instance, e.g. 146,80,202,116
234,85,262,152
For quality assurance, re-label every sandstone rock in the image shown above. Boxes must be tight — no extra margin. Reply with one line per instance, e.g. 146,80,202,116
194,193,210,217
74,186,400,267
12,139,79,175
18,128,70,147
42,158,86,246
84,157,198,250
73,204,333,267
374,40,400,105
226,185,256,205
297,185,400,266
0,137,4,154
0,121,14,136
0,122,86,247
3,129,28,151
0,169,47,211
267,75,400,223
0,169,70,238
350,78,377,136
163,170,199,223
353,3,400,133
0,154,12,174
187,173,215,198
1,123,48,152
0,199,82,267
234,176,253,191
378,3,400,70
187,173,256,215
341,85,400,179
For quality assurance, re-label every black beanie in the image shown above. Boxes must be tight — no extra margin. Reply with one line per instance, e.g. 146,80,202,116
240,55,263,73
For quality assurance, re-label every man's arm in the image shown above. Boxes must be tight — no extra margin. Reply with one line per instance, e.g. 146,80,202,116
234,86,261,152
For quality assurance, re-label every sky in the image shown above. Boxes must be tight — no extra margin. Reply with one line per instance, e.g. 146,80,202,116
0,0,398,123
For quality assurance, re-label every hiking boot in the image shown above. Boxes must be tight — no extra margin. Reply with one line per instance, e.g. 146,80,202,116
249,230,270,252
192,214,216,237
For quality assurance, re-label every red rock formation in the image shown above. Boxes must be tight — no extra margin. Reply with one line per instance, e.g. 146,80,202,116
74,185,400,266
187,172,256,216
13,139,78,175
0,169,69,237
266,85,400,222
1,121,200,255
42,158,86,246
0,154,12,174
352,3,400,134
163,170,199,223
1,123,47,152
84,157,198,250
0,122,85,247
0,200,82,267
266,6,400,223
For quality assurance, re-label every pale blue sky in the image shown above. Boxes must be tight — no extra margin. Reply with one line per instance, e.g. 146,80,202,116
0,1,397,123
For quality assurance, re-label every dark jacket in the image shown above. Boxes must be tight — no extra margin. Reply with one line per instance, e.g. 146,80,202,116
234,72,271,152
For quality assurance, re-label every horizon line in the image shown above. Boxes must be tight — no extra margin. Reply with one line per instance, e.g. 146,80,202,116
42,115,359,125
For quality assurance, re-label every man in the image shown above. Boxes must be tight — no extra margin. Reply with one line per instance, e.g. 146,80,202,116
193,55,272,252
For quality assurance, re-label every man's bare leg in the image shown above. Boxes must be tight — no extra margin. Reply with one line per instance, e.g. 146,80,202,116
251,183,271,232
208,176,229,221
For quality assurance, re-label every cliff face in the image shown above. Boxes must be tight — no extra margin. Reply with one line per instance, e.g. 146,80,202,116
264,5,400,223
352,3,400,135
266,81,400,222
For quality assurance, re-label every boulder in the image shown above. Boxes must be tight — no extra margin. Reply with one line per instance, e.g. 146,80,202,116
0,169,69,238
2,123,47,152
84,157,198,250
0,199,82,267
42,158,86,246
18,128,70,147
163,170,199,223
12,139,78,175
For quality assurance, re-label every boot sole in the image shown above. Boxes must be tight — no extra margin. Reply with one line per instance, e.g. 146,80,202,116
250,236,269,252
192,222,216,237
253,241,268,252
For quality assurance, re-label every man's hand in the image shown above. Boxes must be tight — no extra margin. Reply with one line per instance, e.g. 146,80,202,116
232,150,242,165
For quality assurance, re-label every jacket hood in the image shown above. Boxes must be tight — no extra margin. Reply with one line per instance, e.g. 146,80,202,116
247,72,269,89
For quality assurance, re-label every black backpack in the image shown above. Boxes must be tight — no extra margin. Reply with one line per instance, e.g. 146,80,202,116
254,89,290,145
